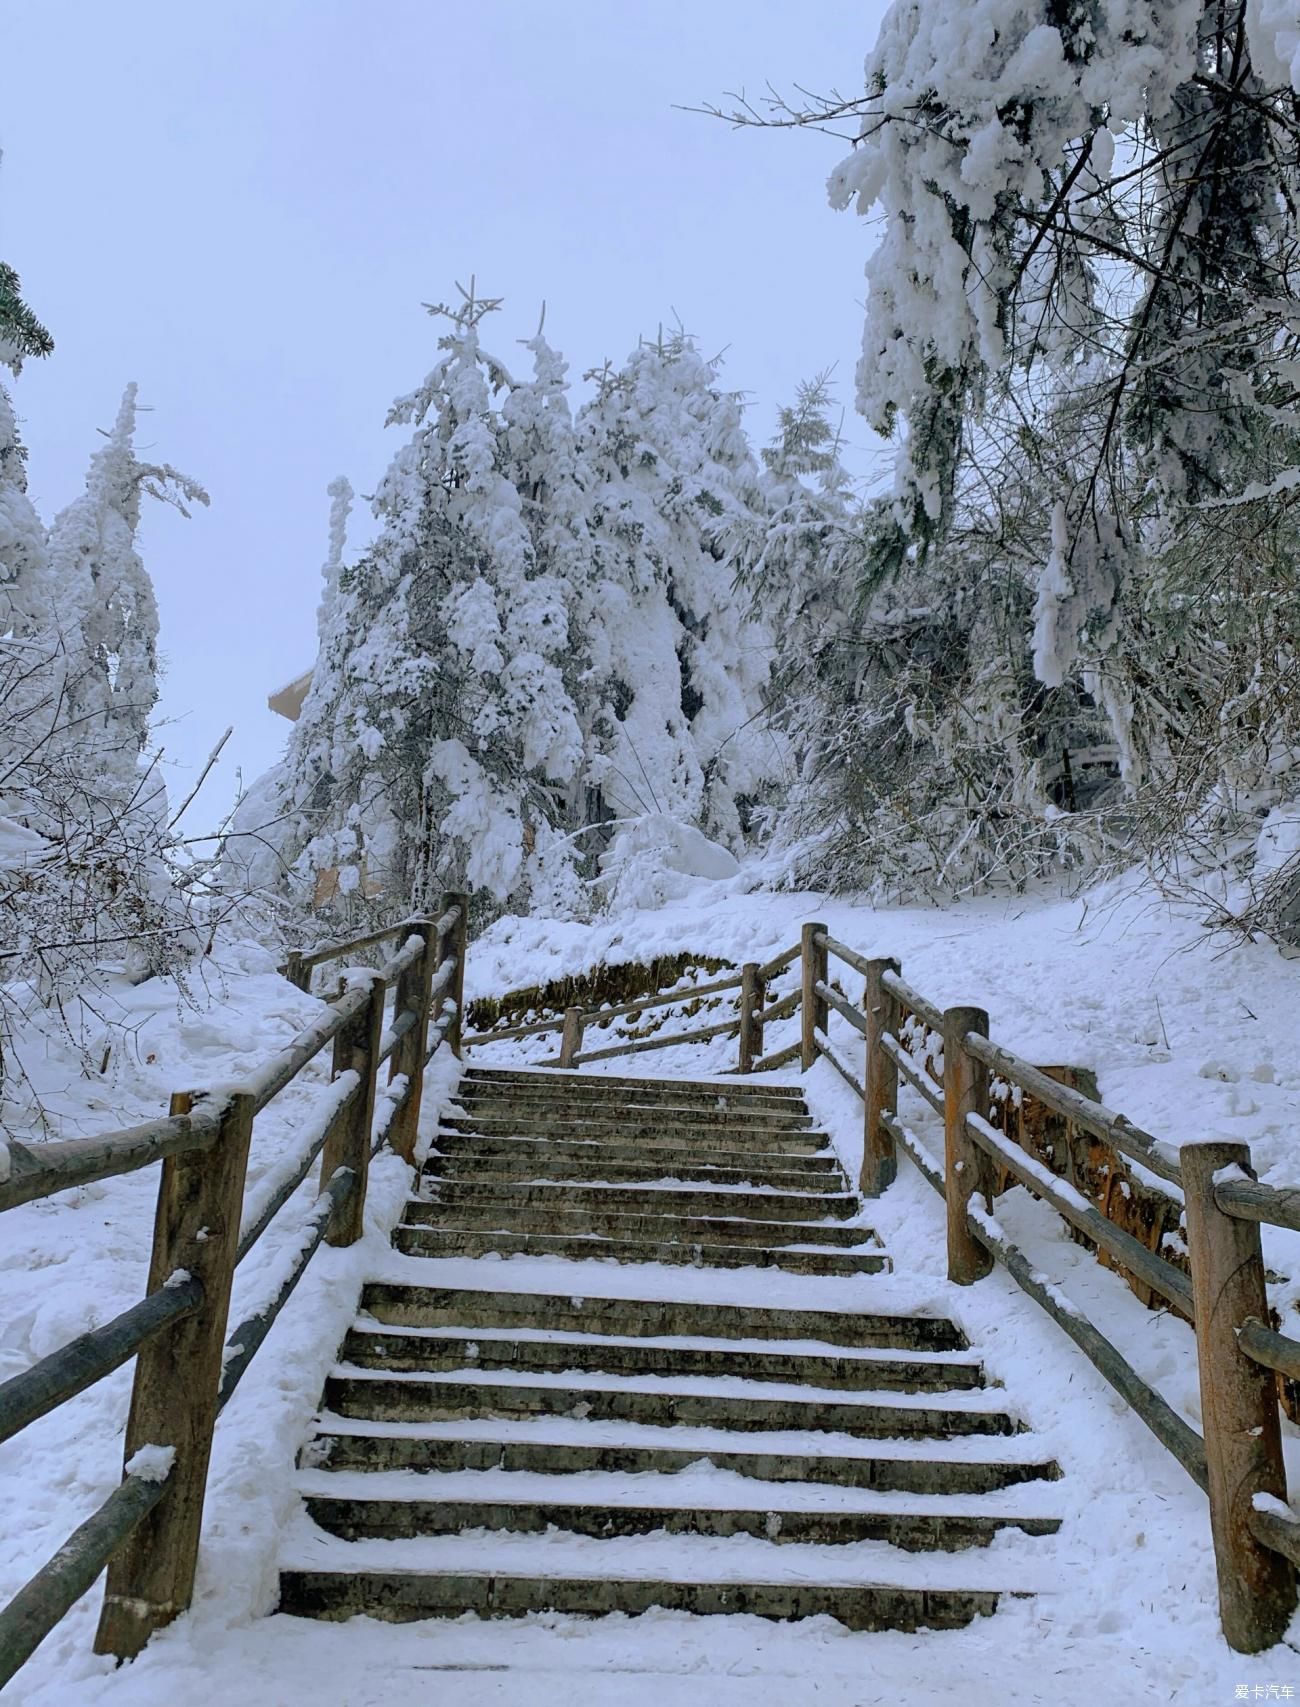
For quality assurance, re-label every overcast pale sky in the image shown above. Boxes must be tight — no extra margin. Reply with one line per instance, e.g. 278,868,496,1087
4,0,888,819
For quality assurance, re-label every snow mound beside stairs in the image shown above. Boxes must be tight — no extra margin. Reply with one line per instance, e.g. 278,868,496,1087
278,1064,1064,1632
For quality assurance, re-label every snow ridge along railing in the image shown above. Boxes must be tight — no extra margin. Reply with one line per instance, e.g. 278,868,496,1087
0,893,469,1688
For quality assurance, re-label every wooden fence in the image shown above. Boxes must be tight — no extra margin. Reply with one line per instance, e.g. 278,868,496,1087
0,896,468,1689
467,918,1300,1654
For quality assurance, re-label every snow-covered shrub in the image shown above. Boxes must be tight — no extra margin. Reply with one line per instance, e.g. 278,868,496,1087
595,813,741,913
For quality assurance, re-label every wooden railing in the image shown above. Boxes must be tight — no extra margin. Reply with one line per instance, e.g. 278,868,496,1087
0,894,468,1689
463,941,802,1073
466,916,1300,1653
801,922,1297,1657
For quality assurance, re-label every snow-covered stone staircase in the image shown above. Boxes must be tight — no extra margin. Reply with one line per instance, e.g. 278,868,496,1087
401,1065,886,1273
279,1065,1064,1633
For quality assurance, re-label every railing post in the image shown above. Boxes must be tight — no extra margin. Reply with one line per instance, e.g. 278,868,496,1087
389,918,435,1164
323,976,384,1238
800,923,828,1072
94,1088,256,1660
943,1005,994,1285
559,1006,584,1070
862,957,900,1196
285,950,310,993
439,891,468,1058
1182,1140,1296,1652
738,962,764,1074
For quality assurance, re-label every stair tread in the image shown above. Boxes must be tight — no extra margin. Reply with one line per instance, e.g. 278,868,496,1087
419,1181,856,1208
309,1410,1055,1461
400,1229,873,1256
393,1230,888,1274
280,1513,1053,1591
329,1361,1008,1411
349,1318,982,1364
464,1069,802,1090
294,1465,1059,1518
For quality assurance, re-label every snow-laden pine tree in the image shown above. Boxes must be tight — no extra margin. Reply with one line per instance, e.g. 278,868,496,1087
496,315,598,915
0,262,51,633
283,285,584,915
575,331,780,887
44,384,207,795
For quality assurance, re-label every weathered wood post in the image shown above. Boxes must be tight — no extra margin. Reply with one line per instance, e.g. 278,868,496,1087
439,891,468,1058
738,962,765,1074
285,950,309,993
388,918,436,1163
800,923,828,1072
862,957,901,1196
1182,1140,1296,1652
559,1006,584,1070
94,1088,256,1660
323,975,384,1237
943,1005,994,1285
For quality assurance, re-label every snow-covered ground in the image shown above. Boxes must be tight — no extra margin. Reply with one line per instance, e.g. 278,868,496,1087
4,871,1300,1704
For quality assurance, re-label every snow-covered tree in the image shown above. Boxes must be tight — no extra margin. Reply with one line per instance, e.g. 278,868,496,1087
283,284,584,915
44,384,207,791
576,331,780,854
0,263,51,633
709,3,1300,921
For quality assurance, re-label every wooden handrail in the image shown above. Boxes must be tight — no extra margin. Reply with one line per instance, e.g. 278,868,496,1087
757,987,799,1027
566,1011,741,1067
467,967,745,1052
879,1100,1210,1491
880,966,944,1032
757,942,799,981
0,1277,204,1448
0,895,471,1687
880,1031,943,1115
0,1470,172,1691
0,1100,226,1214
963,1031,1182,1186
965,1111,1193,1317
815,979,868,1038
1215,1174,1300,1234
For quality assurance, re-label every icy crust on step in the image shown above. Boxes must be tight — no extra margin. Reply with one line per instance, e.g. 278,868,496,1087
466,1067,803,1091
426,1174,856,1198
307,1411,1054,1461
278,1506,1054,1592
366,1251,953,1313
326,1361,1011,1412
348,1317,984,1366
397,1230,885,1258
292,1463,1062,1519
409,1205,869,1231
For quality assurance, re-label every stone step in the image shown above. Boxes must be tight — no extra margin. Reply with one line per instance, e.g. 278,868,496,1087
324,1368,1016,1438
392,1224,887,1274
339,1325,984,1392
357,1284,963,1350
403,1198,869,1247
459,1088,810,1118
426,1153,843,1192
433,1127,837,1161
419,1178,859,1222
463,1068,803,1100
306,1420,1060,1494
443,1108,817,1136
301,1487,1059,1552
277,1562,1006,1632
